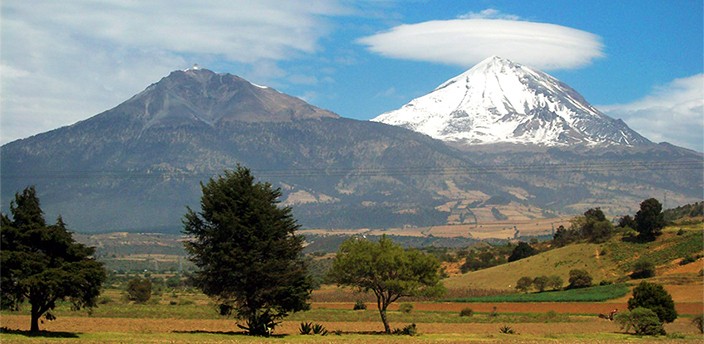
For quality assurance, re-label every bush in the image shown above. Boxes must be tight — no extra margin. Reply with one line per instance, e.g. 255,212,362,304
532,275,549,292
547,275,563,290
499,325,515,334
508,242,537,262
392,323,417,336
627,281,677,323
631,259,655,279
299,322,312,335
680,255,700,265
126,277,152,303
615,307,665,336
515,276,533,293
567,269,592,289
399,303,413,313
459,307,474,317
312,323,328,335
299,322,327,336
353,300,367,310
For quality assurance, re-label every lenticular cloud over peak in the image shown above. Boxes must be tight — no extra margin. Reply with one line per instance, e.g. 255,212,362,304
357,18,604,71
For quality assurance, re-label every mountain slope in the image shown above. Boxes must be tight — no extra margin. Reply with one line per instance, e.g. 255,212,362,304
2,68,701,233
1,68,514,232
373,56,650,147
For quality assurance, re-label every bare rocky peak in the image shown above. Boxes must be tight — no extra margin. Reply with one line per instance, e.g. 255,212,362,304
114,68,339,129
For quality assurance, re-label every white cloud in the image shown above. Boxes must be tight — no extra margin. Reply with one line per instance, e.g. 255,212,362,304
0,0,347,144
599,74,704,152
357,17,604,70
458,8,520,20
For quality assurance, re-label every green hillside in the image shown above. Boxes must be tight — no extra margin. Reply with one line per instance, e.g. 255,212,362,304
444,224,703,292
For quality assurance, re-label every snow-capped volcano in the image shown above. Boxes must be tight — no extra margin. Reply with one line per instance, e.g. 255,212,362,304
372,56,650,147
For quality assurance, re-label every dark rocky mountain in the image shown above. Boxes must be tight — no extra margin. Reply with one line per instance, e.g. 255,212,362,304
2,68,702,233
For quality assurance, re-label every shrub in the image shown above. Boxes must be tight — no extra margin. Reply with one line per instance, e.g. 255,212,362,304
692,314,703,334
392,323,417,336
547,275,563,290
615,307,665,336
631,259,655,279
299,322,312,335
499,325,515,334
567,269,592,289
515,276,533,293
680,255,700,265
627,281,677,323
508,242,537,262
312,323,328,335
399,303,413,314
353,300,367,310
127,277,152,303
459,307,474,317
299,322,327,336
532,275,549,292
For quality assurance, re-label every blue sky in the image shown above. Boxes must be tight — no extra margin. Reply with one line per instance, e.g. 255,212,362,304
2,1,703,151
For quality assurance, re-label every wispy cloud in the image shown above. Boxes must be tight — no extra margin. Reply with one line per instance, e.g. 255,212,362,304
600,74,704,152
0,0,347,144
458,8,520,20
357,10,604,71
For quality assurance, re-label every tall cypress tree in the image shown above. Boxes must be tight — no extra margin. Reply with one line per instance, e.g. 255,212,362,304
1,186,106,332
183,166,312,336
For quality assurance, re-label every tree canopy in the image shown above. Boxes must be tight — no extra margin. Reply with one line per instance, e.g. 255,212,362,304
627,281,677,323
1,186,106,332
508,241,537,262
634,198,666,240
329,235,445,333
183,166,312,336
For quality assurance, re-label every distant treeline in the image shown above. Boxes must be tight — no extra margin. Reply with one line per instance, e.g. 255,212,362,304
664,201,703,222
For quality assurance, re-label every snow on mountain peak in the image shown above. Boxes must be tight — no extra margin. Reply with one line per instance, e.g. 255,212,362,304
372,56,650,147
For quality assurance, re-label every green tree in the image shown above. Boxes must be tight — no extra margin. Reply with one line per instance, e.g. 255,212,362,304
547,275,563,290
127,277,152,303
567,269,592,289
580,208,614,243
183,167,312,336
627,281,677,323
615,307,665,335
617,215,637,230
631,259,656,279
552,225,578,247
515,276,533,293
0,186,106,332
329,235,445,333
532,275,549,292
508,242,537,262
635,198,666,240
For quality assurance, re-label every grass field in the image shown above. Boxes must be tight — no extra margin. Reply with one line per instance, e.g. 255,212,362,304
2,225,702,343
443,284,630,303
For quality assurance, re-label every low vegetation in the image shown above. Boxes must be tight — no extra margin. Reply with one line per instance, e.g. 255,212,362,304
443,283,629,303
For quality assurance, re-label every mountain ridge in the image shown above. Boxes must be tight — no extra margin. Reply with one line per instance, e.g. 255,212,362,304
1,67,701,233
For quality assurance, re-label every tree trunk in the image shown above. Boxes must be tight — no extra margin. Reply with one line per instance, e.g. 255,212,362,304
30,304,41,333
379,306,390,334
